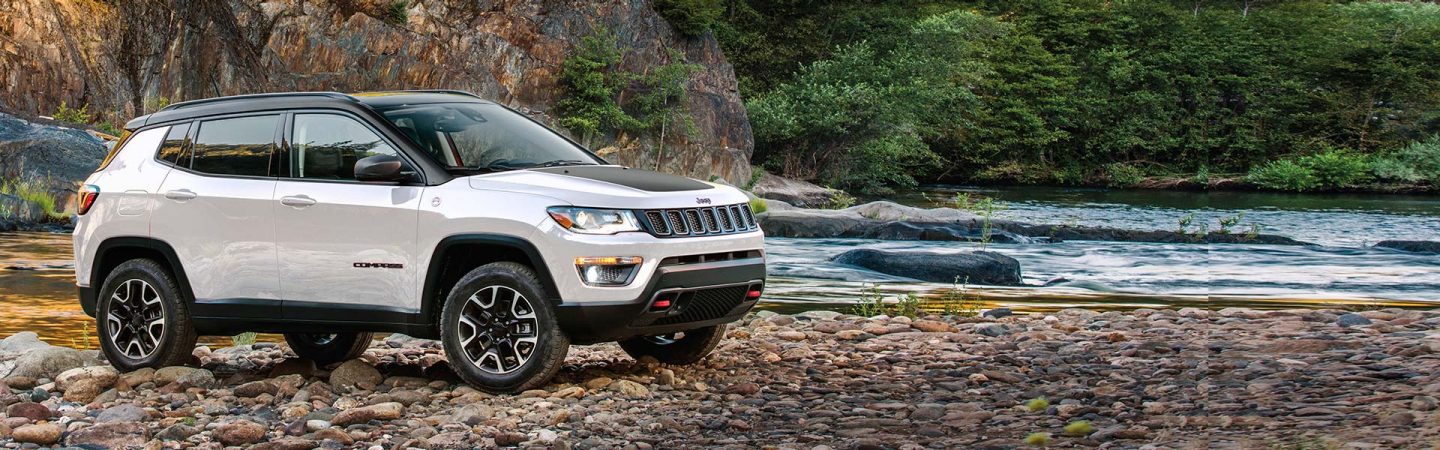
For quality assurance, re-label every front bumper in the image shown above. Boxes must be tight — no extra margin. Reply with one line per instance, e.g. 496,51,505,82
555,256,765,344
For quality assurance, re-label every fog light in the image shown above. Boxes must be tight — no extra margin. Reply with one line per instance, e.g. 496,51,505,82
575,256,642,286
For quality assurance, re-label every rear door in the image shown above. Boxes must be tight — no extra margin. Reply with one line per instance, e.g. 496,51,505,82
273,112,425,321
149,114,283,315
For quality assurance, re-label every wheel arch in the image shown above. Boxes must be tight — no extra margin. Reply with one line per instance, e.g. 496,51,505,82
420,234,561,326
85,237,194,317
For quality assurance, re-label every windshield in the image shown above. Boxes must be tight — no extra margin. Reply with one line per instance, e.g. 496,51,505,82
375,102,602,171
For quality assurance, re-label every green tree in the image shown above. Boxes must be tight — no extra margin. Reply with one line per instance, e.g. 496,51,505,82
654,0,724,36
555,29,642,146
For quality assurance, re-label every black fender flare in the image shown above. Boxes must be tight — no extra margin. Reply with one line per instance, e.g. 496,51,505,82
84,236,195,316
419,234,561,322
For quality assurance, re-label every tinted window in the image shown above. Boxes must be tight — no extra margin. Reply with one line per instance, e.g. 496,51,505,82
291,114,399,180
155,122,192,164
192,115,279,177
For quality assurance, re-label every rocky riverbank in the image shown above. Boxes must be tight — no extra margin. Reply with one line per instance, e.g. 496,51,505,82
756,200,1310,246
3,307,1438,448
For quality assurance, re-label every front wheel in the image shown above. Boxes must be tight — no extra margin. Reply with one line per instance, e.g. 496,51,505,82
96,259,197,371
439,262,569,394
284,332,373,366
619,325,727,365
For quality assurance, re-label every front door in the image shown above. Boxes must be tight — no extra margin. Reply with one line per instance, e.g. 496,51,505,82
273,112,424,322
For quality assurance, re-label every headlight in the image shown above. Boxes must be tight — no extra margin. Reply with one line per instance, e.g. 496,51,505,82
547,207,641,235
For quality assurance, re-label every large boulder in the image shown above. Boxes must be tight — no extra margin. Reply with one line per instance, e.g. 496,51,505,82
0,113,107,215
0,332,49,353
831,249,1024,286
750,172,841,208
1375,240,1440,254
6,346,86,379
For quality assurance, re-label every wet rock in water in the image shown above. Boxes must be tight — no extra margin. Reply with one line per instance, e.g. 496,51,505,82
831,249,1023,285
215,420,268,446
7,346,85,379
1375,240,1440,254
330,359,383,389
65,422,149,448
11,422,61,444
1337,313,1373,327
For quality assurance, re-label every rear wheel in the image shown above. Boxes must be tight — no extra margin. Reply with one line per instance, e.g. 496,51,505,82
619,325,727,365
96,259,197,371
283,332,373,366
440,262,569,394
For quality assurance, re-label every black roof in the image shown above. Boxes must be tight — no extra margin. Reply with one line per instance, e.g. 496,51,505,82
123,90,489,130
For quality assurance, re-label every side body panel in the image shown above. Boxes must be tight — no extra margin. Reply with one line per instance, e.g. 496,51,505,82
273,180,424,313
149,169,280,308
73,126,173,287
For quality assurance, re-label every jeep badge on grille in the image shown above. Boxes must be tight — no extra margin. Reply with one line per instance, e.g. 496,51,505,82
696,197,712,205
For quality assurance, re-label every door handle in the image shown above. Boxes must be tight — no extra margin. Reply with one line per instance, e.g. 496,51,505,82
164,189,197,201
280,195,317,208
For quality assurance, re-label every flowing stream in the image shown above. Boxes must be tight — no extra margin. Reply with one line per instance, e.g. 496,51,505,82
2,185,1438,344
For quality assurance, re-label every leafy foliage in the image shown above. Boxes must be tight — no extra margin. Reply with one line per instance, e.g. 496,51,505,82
721,0,1440,190
53,101,94,124
1371,135,1440,184
654,0,723,36
1247,159,1319,191
556,31,700,159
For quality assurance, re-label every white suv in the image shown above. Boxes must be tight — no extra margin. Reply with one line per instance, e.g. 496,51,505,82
72,91,766,393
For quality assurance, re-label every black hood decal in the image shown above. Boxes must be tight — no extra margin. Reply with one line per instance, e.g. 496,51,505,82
530,166,712,192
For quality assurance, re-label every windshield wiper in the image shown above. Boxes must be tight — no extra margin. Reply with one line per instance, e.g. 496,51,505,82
467,159,525,172
529,159,595,168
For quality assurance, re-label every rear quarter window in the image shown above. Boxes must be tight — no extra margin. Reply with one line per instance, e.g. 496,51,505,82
191,115,280,177
155,122,192,165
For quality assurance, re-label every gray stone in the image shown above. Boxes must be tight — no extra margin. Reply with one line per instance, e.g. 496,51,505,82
6,346,85,379
96,403,149,423
1337,313,1373,327
831,249,1023,286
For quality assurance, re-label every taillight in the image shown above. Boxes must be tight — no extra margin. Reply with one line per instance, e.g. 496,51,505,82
77,185,99,215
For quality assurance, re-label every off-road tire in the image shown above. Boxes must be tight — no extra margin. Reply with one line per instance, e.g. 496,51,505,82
96,258,198,371
619,324,727,365
440,262,569,394
284,332,373,366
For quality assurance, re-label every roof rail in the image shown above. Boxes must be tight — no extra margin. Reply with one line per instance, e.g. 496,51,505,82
397,89,483,99
159,92,358,112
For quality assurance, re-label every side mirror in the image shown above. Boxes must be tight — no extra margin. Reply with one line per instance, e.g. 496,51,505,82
354,154,413,183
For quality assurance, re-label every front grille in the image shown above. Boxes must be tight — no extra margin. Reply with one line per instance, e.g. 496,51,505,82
654,285,750,325
639,203,760,237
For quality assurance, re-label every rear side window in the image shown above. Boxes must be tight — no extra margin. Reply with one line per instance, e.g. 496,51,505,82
192,115,280,177
155,122,192,165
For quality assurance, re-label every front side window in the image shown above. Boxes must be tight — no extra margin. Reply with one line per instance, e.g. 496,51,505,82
291,114,399,180
375,102,601,171
191,115,279,177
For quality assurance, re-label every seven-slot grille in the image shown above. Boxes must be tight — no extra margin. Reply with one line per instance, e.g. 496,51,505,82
640,203,758,237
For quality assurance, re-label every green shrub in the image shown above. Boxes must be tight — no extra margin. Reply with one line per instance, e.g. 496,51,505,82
748,197,768,214
1104,162,1144,187
1371,136,1440,184
1297,149,1371,187
654,0,723,36
824,191,856,209
0,179,63,219
1247,159,1319,191
382,1,408,26
53,101,93,124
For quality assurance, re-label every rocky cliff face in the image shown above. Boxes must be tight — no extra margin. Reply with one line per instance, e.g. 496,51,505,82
0,0,752,182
